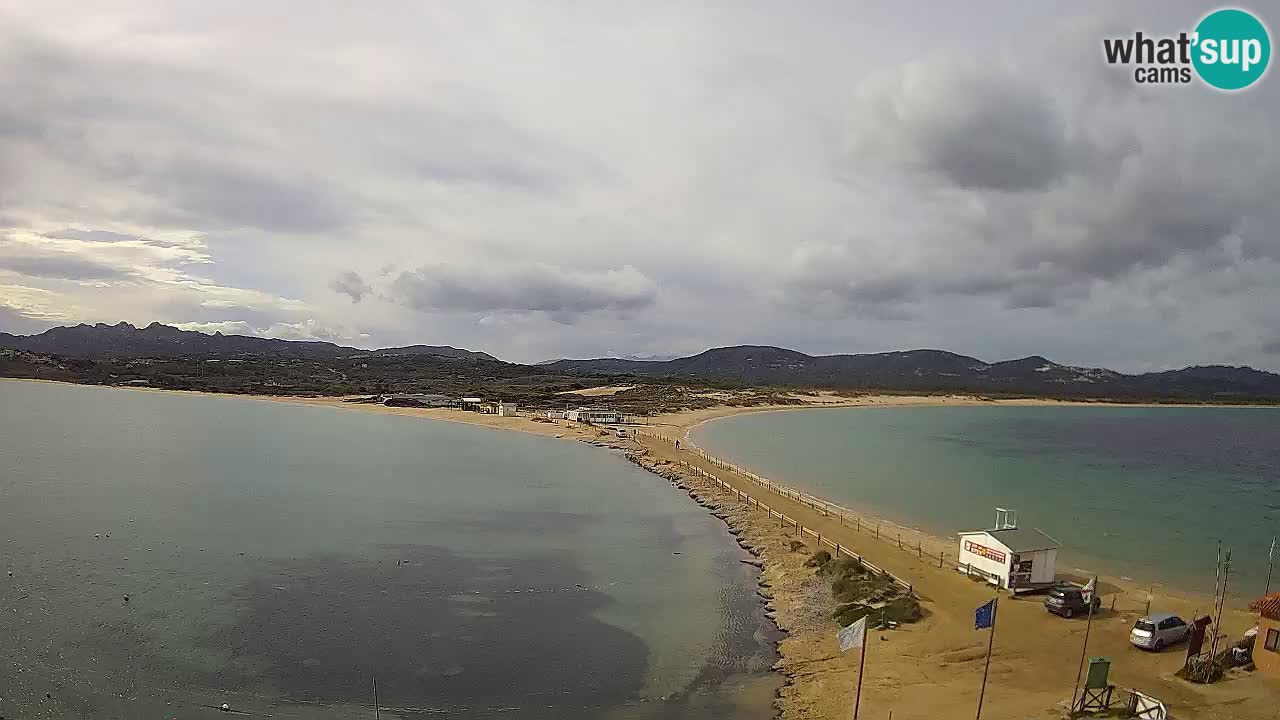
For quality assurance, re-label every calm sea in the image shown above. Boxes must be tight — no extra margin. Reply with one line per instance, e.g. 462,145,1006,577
692,405,1280,599
0,380,779,720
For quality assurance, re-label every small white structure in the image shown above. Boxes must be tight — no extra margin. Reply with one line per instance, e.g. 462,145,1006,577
545,410,567,420
497,402,518,417
565,407,622,424
957,509,1060,591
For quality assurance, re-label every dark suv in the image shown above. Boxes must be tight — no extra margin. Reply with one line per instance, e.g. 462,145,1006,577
1044,586,1102,618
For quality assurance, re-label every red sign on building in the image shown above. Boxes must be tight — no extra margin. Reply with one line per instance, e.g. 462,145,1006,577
964,540,1007,564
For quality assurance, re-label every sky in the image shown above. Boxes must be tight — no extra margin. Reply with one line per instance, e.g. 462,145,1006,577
1,2,1278,370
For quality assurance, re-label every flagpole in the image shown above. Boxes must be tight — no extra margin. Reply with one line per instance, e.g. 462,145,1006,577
854,630,867,720
1069,576,1098,713
975,597,997,720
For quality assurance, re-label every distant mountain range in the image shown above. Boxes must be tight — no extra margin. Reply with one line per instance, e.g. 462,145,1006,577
3,324,1278,401
541,345,1280,401
0,322,497,362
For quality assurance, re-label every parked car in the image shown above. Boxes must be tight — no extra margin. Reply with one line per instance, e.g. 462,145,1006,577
1129,613,1190,651
1044,585,1102,618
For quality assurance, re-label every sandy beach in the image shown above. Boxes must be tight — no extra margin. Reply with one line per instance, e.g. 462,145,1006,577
8,378,1277,717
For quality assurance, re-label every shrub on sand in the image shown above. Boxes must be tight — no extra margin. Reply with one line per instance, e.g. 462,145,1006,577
804,550,832,567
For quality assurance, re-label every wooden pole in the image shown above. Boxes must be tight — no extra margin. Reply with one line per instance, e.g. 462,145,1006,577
1213,540,1222,602
975,597,998,720
1069,576,1098,713
853,627,868,720
1266,536,1276,597
1205,553,1231,678
373,676,380,719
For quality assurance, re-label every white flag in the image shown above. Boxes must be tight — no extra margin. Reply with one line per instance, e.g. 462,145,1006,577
1081,576,1096,604
838,616,867,652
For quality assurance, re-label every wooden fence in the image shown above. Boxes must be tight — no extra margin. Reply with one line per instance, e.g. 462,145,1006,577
637,429,918,595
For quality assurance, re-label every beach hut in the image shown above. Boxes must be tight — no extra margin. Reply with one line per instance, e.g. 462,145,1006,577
957,509,1060,593
497,402,518,417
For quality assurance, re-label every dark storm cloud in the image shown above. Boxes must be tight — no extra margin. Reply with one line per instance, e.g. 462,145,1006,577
0,254,129,280
849,62,1071,192
392,263,656,321
329,271,372,303
140,158,350,234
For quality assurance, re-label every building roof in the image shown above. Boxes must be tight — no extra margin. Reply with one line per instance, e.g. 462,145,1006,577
962,527,1061,552
1250,593,1280,621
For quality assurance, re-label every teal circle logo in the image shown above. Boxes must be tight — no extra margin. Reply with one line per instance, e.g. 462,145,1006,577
1192,8,1271,90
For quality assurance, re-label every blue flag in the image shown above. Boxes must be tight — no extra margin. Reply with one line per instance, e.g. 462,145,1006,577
975,598,996,630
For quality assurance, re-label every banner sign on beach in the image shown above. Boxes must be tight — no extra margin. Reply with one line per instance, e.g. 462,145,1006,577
964,540,1007,564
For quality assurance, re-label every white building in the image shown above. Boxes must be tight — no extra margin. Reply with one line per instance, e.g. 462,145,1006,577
565,407,622,424
957,511,1060,592
545,410,566,420
497,402,518,417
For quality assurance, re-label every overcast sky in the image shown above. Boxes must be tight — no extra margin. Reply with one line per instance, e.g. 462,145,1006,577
2,2,1278,370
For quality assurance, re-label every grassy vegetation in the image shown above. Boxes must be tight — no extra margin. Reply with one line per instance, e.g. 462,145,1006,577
813,551,923,629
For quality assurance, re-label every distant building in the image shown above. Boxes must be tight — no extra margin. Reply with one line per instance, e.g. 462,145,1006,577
459,397,484,411
545,410,567,420
382,393,453,408
497,402,518,417
1251,593,1280,675
957,510,1059,591
565,407,622,424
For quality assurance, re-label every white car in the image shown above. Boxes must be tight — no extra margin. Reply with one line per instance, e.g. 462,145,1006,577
1130,613,1190,651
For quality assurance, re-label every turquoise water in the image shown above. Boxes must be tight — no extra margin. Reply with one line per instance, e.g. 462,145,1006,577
0,381,778,720
692,405,1280,599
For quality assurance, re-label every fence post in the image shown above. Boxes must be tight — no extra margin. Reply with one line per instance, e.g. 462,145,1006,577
876,523,880,539
897,532,901,549
839,512,844,526
817,532,822,549
939,552,944,569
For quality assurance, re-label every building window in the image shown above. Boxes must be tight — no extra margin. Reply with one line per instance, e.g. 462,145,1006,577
1266,628,1280,651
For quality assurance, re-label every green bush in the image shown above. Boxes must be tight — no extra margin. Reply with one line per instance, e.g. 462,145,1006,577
817,556,865,579
832,603,872,628
789,540,807,553
804,550,832,568
879,596,923,624
832,597,923,629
